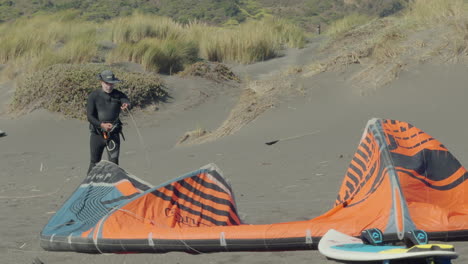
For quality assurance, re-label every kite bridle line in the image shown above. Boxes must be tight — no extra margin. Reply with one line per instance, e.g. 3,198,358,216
123,108,152,173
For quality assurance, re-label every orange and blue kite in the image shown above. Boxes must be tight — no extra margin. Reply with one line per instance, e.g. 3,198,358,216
40,118,468,253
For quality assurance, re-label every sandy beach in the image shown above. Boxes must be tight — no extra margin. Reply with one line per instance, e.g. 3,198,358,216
1,39,468,264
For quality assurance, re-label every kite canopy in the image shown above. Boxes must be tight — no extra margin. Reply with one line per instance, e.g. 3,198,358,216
314,118,468,240
40,118,468,253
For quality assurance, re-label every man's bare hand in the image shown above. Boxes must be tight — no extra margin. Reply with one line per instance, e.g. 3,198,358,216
100,122,113,132
121,103,129,111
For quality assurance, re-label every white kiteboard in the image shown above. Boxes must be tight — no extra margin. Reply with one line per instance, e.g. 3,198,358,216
318,229,458,263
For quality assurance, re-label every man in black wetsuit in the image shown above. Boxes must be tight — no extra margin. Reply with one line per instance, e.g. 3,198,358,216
87,70,130,174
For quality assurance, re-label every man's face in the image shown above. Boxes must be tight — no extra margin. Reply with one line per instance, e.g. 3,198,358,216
100,81,114,93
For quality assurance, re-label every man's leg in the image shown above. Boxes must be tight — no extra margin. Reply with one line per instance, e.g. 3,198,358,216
88,133,106,175
106,133,121,165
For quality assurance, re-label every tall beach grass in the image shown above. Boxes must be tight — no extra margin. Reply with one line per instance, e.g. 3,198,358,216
326,14,374,39
107,15,307,67
1,12,307,79
403,0,466,26
110,14,185,44
196,18,306,64
402,0,468,59
0,11,99,77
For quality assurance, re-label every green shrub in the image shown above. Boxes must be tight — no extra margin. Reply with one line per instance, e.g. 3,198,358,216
11,63,168,119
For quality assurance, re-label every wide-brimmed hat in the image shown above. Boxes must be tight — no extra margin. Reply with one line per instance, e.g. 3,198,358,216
98,70,121,84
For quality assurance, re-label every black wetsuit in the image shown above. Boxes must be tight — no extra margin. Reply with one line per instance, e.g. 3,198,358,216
86,88,130,174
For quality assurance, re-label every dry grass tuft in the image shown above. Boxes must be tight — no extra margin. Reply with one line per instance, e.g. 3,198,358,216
177,128,208,145
178,61,240,83
351,62,405,91
304,48,371,77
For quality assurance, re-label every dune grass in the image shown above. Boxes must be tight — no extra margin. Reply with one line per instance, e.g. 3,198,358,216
0,12,307,79
362,0,468,63
202,28,280,64
325,14,374,40
0,18,51,64
450,22,468,58
107,37,198,74
403,0,466,27
106,15,199,74
305,0,468,92
369,26,406,63
110,14,185,44
402,0,468,59
196,18,306,64
108,15,307,66
0,11,99,78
